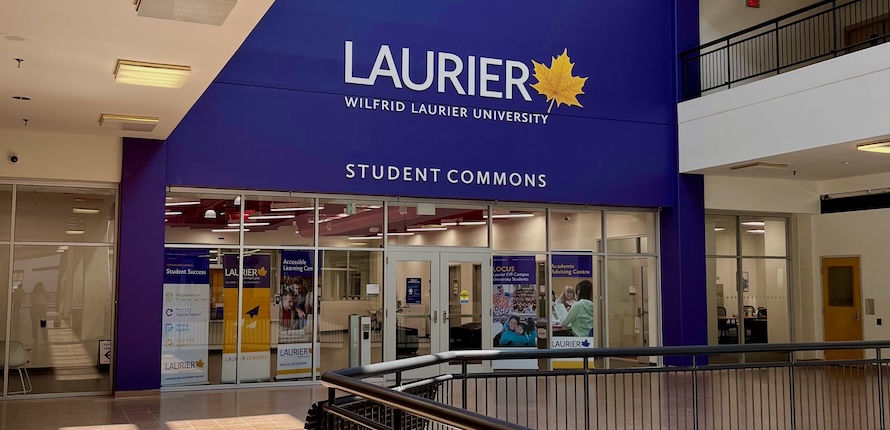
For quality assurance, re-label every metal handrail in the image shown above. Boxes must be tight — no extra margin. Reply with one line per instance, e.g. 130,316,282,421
679,0,838,56
321,340,890,429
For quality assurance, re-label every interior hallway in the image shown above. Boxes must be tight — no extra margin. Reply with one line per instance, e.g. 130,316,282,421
0,385,327,430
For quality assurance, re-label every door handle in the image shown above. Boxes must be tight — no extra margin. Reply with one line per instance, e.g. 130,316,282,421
855,311,860,321
432,311,437,324
443,311,449,322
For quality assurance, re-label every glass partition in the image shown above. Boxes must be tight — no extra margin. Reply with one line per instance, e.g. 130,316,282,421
550,210,602,252
242,196,315,247
316,199,384,249
15,186,116,244
164,193,242,246
387,202,488,247
492,207,546,252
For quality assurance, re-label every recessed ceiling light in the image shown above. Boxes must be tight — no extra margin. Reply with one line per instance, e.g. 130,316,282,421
484,213,535,219
226,222,270,227
1,34,35,42
407,227,448,232
11,96,30,101
747,229,766,234
114,60,191,89
714,227,726,231
72,208,100,214
211,228,250,233
841,161,851,165
66,230,85,235
378,232,415,236
249,214,296,220
459,221,487,226
857,142,890,153
269,206,320,212
165,201,200,207
164,211,182,216
348,236,383,240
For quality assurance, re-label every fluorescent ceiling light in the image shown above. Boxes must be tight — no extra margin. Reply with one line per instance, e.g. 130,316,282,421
441,222,458,226
270,206,320,212
378,232,415,236
164,211,182,216
741,221,765,226
209,250,218,254
367,205,382,209
730,162,788,171
857,142,890,153
227,222,270,227
249,214,296,220
484,213,534,219
99,113,159,132
459,221,487,226
165,201,200,207
349,236,383,240
747,229,766,234
66,230,85,235
72,208,99,214
714,227,725,231
115,60,191,88
407,227,447,232
211,228,250,233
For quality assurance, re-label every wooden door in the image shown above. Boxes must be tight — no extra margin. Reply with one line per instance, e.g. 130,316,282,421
822,257,863,360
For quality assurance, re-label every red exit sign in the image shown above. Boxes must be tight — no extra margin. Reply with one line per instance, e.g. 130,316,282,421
747,0,760,7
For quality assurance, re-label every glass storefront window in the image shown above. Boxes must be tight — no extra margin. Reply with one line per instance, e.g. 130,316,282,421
242,196,315,247
164,193,242,246
550,210,602,252
705,214,738,256
492,207,546,252
387,202,488,247
9,245,114,394
316,199,384,249
15,186,116,244
0,185,11,240
605,256,657,366
318,250,383,375
605,211,656,254
740,216,787,257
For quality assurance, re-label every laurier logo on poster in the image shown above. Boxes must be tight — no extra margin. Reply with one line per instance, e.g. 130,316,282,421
343,41,587,124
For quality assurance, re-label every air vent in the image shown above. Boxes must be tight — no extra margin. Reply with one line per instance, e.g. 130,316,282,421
136,0,237,26
729,162,789,171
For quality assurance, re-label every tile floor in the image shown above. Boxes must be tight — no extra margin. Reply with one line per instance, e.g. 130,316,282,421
0,385,329,430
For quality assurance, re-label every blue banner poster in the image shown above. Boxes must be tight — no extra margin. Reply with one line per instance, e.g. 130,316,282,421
161,249,211,387
550,255,595,369
492,256,539,369
222,254,272,383
277,251,318,380
406,278,422,304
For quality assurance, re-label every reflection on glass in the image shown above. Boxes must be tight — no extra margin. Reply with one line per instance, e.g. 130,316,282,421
0,185,11,240
606,256,655,367
387,203,488,247
705,214,738,256
0,246,9,394
241,197,315,247
492,207,546,251
164,193,241,246
318,251,383,374
740,217,787,257
9,246,113,394
605,211,655,254
317,199,384,248
447,262,483,352
550,210,602,252
395,260,430,359
15,186,116,243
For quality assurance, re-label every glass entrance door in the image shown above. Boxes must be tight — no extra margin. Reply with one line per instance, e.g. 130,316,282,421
385,251,490,378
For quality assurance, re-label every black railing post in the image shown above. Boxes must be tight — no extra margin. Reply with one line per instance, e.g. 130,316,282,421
584,357,591,430
461,360,468,410
878,348,886,429
789,351,797,430
832,0,838,56
327,387,336,429
692,355,700,430
773,21,782,75
725,40,732,89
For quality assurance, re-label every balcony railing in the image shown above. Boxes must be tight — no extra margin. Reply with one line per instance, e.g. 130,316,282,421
312,341,890,430
680,0,890,101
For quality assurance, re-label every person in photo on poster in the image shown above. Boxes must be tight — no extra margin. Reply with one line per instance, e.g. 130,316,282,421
493,284,538,347
557,285,577,310
559,280,594,337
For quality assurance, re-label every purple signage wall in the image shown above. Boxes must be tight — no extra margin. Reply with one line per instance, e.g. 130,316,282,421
165,0,678,207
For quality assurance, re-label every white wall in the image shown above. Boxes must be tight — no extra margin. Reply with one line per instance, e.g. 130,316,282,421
0,129,121,183
680,42,890,172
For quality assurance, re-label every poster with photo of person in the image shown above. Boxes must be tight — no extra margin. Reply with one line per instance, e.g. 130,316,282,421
550,255,595,369
492,256,538,347
277,250,319,379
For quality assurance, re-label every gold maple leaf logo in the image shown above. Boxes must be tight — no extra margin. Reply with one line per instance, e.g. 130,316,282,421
196,359,205,368
531,49,588,113
258,266,268,277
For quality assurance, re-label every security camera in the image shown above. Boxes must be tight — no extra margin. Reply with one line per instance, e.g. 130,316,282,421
9,154,18,164
564,216,571,221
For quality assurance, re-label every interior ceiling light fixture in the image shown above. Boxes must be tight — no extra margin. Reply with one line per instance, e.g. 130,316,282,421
741,221,765,226
165,201,200,207
714,227,726,231
164,211,182,216
407,227,448,232
66,230,85,235
484,213,535,219
72,208,100,214
730,162,789,171
459,221,487,226
249,214,296,220
114,60,191,88
270,205,320,212
857,141,890,153
226,222,270,227
211,228,249,233
747,229,766,234
99,114,159,132
204,209,217,219
348,236,383,240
